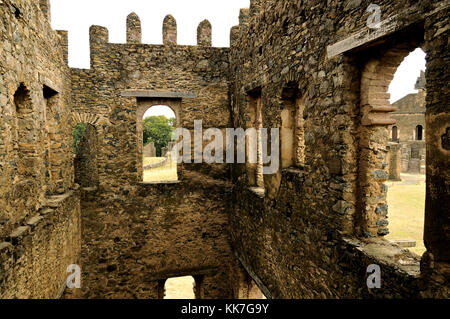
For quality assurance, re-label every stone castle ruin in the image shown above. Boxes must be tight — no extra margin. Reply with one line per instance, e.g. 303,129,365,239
387,72,427,179
0,0,449,298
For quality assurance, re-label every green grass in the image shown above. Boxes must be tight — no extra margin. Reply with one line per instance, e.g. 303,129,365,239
143,157,178,182
385,174,426,256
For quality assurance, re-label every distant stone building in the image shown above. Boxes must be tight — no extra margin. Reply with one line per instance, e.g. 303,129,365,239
387,72,426,179
143,142,156,157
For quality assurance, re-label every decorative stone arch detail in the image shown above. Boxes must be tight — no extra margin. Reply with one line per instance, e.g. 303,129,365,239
283,68,299,85
361,53,408,126
360,40,425,126
71,111,106,133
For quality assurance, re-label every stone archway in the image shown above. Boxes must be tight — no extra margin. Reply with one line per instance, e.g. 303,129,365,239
357,35,425,238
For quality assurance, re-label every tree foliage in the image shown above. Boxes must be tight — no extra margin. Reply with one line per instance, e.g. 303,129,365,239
73,123,87,155
143,116,175,157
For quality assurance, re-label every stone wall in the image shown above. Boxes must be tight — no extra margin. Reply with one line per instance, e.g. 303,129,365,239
69,14,238,298
0,0,80,298
75,172,235,298
0,192,81,298
1,0,448,299
229,0,449,298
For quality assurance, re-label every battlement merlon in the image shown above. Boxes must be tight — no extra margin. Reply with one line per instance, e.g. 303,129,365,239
127,12,142,44
197,20,212,47
230,25,240,47
90,25,109,45
163,14,177,45
89,25,109,69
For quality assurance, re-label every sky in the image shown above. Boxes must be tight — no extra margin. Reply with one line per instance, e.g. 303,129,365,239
388,48,426,103
50,0,426,117
143,105,175,119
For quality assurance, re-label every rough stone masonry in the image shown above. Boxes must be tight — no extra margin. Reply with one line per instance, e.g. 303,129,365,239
0,0,448,299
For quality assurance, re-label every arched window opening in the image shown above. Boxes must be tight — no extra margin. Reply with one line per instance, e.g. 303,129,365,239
14,84,36,179
384,47,426,256
73,123,98,188
142,105,177,183
164,276,195,299
391,126,398,141
416,125,423,141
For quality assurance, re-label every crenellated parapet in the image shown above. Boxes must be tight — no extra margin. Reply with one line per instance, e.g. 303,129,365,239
83,13,228,71
85,13,223,56
127,12,142,44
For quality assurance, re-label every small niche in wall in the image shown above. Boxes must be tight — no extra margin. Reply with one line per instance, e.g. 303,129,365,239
392,126,398,141
14,83,36,178
245,88,264,188
43,85,59,192
416,125,423,141
281,83,304,169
